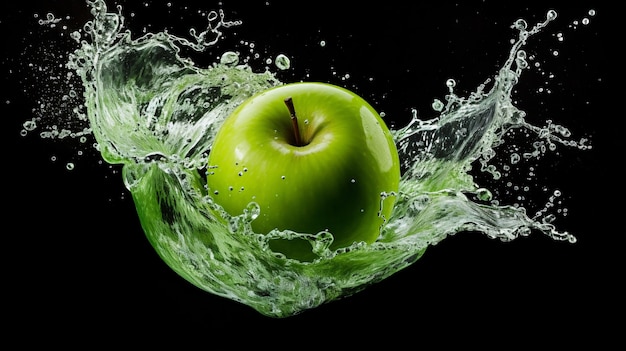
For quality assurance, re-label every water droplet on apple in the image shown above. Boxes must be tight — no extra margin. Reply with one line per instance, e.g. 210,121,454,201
350,179,356,183
238,171,243,176
229,186,234,191
281,175,286,180
213,190,219,195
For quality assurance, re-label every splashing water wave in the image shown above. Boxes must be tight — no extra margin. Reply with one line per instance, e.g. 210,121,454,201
34,1,590,317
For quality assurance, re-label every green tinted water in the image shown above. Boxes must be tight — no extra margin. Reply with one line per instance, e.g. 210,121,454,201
28,1,591,317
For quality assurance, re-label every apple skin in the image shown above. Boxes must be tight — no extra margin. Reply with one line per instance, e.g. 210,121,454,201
206,82,400,261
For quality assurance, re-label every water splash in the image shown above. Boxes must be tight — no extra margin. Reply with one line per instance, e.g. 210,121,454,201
27,1,591,317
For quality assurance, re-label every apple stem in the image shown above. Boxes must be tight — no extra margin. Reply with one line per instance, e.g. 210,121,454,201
284,96,303,146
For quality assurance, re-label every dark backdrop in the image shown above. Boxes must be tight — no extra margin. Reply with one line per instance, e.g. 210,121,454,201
3,1,623,350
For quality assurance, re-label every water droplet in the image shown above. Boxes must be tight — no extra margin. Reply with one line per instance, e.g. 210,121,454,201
445,78,456,88
476,188,493,201
320,40,326,47
588,9,596,16
514,19,528,30
546,10,558,21
510,153,521,164
66,162,75,170
275,54,290,70
432,99,444,112
23,120,37,131
220,51,239,66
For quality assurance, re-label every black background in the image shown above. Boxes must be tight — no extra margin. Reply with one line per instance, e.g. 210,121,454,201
3,1,623,350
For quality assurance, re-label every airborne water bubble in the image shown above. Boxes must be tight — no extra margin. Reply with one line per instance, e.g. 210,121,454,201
275,54,291,70
23,120,37,131
547,9,558,21
432,99,444,112
220,51,240,66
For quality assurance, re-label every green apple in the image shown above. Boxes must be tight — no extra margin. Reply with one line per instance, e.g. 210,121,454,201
206,82,400,261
